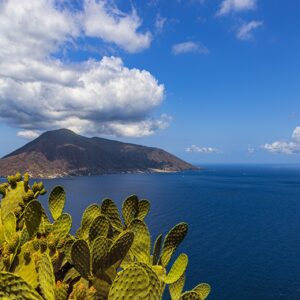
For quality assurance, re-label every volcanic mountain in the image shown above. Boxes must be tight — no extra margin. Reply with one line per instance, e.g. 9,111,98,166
0,129,197,178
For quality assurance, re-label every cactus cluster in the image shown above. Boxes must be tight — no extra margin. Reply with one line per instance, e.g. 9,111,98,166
0,173,211,299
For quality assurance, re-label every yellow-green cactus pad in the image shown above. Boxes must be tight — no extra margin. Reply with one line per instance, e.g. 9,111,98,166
152,233,163,265
89,215,110,243
63,267,80,283
92,236,112,277
48,186,66,220
62,239,75,264
51,213,72,240
161,222,188,267
38,253,55,300
152,265,167,282
101,198,123,231
78,204,101,239
122,195,139,226
3,212,16,242
54,281,68,300
169,274,186,300
14,242,39,288
180,291,201,300
103,231,134,270
108,265,151,299
137,199,150,220
0,272,43,300
19,227,29,248
139,263,162,300
193,283,211,300
128,219,151,264
24,200,42,238
0,180,26,221
0,183,7,197
71,239,91,280
165,253,188,284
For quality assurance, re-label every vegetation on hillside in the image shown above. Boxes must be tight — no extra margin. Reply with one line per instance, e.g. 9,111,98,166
0,173,210,299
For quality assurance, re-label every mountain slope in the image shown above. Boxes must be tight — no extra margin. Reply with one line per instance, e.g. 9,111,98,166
0,129,197,178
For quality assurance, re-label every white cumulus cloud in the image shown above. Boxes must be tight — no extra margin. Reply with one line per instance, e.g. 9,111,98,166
83,0,152,53
172,42,209,55
263,127,300,154
236,20,263,40
217,0,256,16
17,130,41,140
0,0,168,138
185,145,220,153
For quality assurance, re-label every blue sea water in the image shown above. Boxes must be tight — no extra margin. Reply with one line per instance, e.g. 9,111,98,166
5,164,300,299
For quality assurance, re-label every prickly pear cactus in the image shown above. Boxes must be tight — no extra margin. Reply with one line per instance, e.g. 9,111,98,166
101,198,123,231
0,271,43,299
108,264,161,300
164,253,188,284
0,173,211,300
71,239,91,280
128,219,151,264
169,274,185,300
89,215,110,243
152,233,163,265
38,253,55,300
3,211,16,242
24,200,42,237
160,222,188,267
193,283,211,299
48,186,66,220
122,195,139,226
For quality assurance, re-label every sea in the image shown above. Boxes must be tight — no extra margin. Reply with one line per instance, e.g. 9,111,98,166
4,164,300,299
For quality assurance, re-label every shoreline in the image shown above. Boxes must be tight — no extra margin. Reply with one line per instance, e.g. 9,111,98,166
0,167,200,180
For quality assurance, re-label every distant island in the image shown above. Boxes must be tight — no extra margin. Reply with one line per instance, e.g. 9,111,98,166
0,129,197,178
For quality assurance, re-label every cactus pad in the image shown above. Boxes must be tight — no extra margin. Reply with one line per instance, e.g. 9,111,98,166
24,200,42,238
89,215,110,243
14,242,39,288
51,213,72,240
3,212,16,242
38,253,55,300
78,204,101,239
161,222,188,267
0,271,43,299
180,291,201,300
101,198,123,231
169,274,186,300
122,195,139,226
128,219,151,264
137,199,150,220
71,239,91,280
193,283,211,299
92,236,112,277
108,265,150,299
54,281,68,300
48,186,66,220
165,253,188,284
103,231,134,270
139,263,161,300
152,233,163,265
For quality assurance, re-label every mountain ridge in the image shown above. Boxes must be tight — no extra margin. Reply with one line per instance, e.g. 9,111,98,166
0,129,197,178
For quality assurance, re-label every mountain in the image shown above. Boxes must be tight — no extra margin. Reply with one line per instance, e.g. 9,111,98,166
0,129,197,178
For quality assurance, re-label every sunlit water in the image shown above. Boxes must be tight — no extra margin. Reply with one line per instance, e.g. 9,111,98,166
3,164,300,299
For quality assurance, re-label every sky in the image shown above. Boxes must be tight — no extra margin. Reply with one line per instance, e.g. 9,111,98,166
0,0,300,164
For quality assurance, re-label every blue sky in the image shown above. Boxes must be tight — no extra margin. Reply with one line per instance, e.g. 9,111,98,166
0,0,300,164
